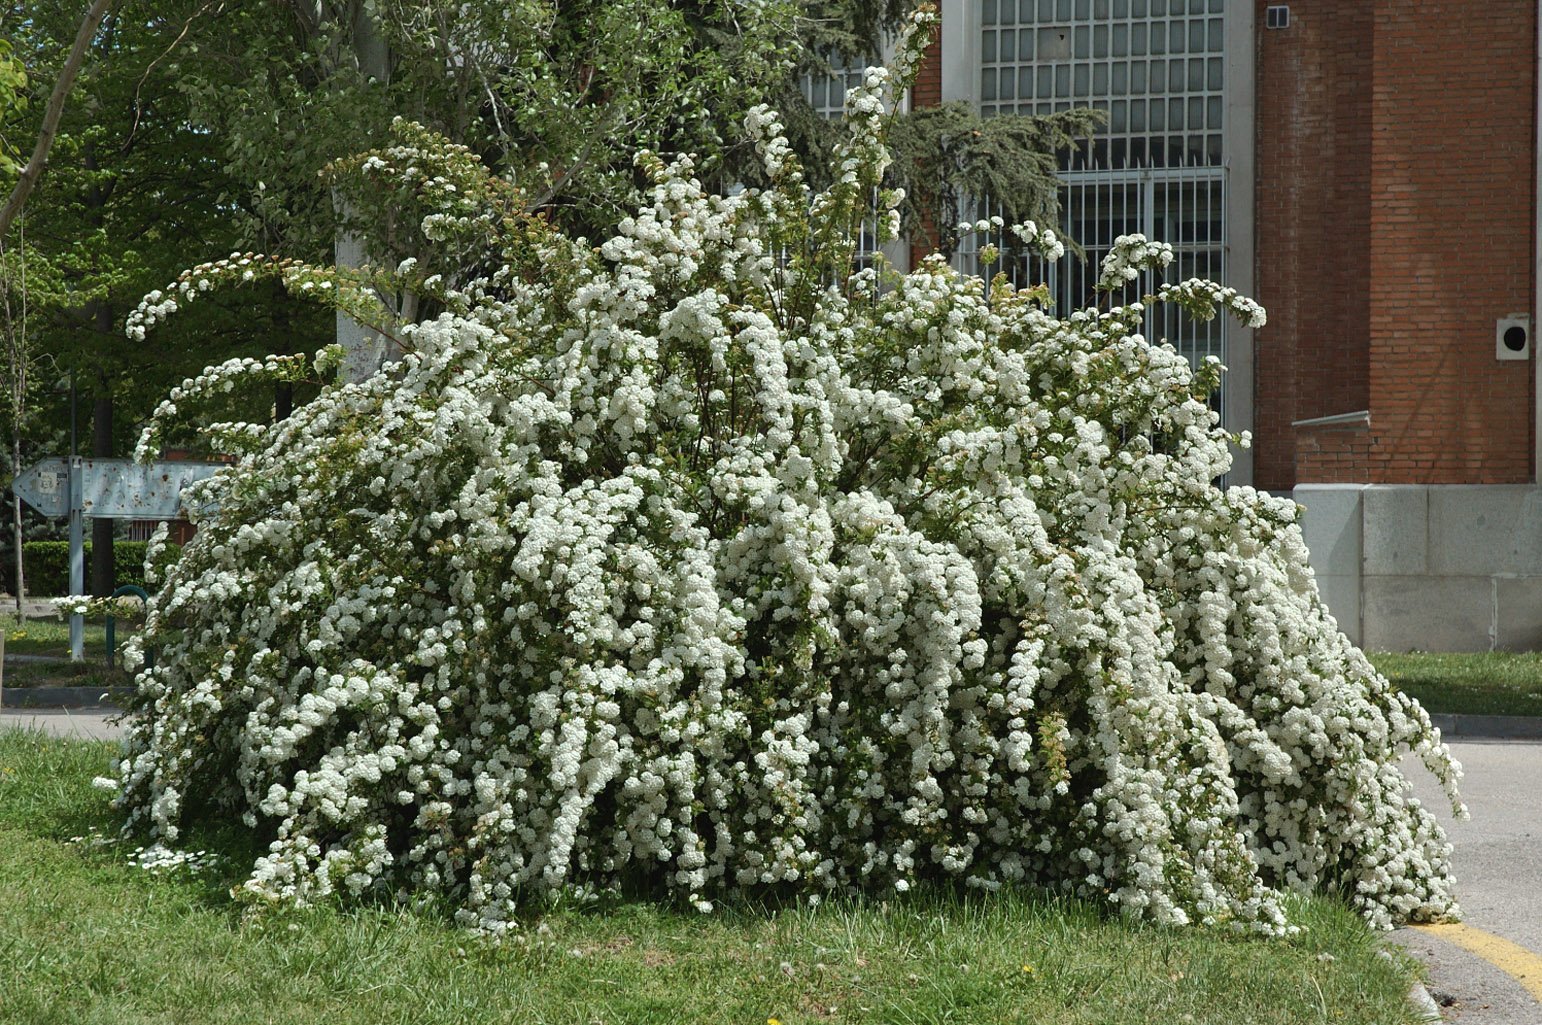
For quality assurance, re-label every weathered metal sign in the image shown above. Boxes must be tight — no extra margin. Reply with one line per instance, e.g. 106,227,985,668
78,459,227,519
11,457,228,520
10,457,69,518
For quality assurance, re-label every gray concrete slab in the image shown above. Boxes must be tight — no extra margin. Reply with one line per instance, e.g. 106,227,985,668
1295,484,1365,579
1362,575,1494,652
1391,740,1542,1024
1313,573,1363,646
1427,486,1542,578
1492,577,1542,651
1363,485,1429,576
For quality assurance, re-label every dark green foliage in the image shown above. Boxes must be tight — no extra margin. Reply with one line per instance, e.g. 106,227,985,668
12,539,180,595
769,5,1104,264
886,102,1105,259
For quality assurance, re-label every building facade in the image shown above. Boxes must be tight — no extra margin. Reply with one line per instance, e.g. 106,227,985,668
900,0,1542,650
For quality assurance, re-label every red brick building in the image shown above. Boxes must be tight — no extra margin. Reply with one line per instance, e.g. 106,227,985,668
1254,1,1536,491
903,1,1542,649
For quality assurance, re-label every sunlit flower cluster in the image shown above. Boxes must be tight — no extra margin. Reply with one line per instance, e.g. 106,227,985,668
111,8,1459,935
1096,233,1174,290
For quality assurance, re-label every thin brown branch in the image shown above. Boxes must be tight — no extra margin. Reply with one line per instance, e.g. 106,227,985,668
124,0,228,153
0,0,117,241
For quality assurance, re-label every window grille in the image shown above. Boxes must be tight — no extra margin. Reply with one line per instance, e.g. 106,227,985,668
800,62,872,121
963,0,1233,430
957,169,1223,368
980,0,1226,171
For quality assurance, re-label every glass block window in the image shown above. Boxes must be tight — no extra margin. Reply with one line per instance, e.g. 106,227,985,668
800,56,887,266
801,61,871,120
979,0,1226,169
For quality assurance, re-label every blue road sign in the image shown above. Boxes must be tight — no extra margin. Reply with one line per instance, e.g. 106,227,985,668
78,459,227,519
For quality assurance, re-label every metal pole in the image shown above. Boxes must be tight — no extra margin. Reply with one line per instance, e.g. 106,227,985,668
68,455,83,661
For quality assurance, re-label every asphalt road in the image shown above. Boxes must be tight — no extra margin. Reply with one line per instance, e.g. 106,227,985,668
1392,739,1542,1024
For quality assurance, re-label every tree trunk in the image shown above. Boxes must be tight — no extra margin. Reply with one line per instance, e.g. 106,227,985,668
90,385,113,597
9,434,23,616
335,6,392,382
88,290,114,597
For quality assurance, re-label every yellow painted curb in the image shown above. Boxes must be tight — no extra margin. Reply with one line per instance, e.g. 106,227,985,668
1414,923,1542,1003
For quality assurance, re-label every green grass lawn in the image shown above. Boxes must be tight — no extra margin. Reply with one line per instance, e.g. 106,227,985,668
0,730,1427,1025
0,657,131,693
0,613,110,660
1370,651,1542,718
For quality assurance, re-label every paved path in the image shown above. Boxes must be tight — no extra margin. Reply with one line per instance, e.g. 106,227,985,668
0,707,123,741
1392,739,1542,1024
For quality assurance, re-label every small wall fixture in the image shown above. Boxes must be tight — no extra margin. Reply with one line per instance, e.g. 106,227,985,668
1497,314,1532,361
1266,5,1290,29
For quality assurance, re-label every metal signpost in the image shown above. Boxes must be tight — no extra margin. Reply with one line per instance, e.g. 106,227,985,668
11,457,227,660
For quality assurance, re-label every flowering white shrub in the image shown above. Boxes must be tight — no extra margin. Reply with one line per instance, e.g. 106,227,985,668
111,8,1461,935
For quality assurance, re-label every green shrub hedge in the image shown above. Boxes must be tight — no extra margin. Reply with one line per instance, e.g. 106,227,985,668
10,540,182,596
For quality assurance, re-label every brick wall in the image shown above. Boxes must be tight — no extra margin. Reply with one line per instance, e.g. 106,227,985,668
1295,422,1374,483
1257,0,1537,488
1361,0,1535,485
1254,0,1373,490
909,26,945,268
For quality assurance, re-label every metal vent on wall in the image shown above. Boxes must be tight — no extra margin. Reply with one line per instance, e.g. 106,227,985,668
1497,315,1532,361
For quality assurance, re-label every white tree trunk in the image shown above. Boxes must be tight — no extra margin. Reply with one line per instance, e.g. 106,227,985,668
335,4,393,383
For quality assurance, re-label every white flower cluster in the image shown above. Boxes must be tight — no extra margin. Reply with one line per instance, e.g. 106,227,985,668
133,352,314,462
111,13,1459,936
127,253,280,342
1009,220,1066,262
1156,278,1269,330
1097,233,1174,291
51,594,146,621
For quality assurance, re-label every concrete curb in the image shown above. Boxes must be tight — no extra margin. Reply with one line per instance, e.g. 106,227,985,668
1428,713,1542,741
4,695,1542,739
1,653,71,665
1380,948,1444,1023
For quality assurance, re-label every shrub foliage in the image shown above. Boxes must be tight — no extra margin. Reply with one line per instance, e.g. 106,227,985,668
110,10,1461,934
15,540,180,596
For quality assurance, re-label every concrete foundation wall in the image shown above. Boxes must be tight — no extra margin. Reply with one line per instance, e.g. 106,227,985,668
1295,484,1542,651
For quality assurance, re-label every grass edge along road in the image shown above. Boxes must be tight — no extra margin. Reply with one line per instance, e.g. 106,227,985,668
1369,651,1542,719
0,729,1428,1025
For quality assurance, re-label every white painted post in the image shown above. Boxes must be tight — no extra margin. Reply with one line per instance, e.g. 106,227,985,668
68,456,84,661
